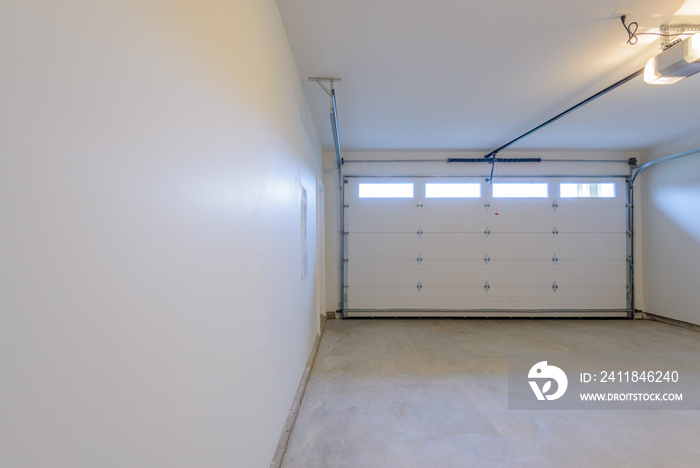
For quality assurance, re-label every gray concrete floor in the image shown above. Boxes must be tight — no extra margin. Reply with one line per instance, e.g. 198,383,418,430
281,319,700,468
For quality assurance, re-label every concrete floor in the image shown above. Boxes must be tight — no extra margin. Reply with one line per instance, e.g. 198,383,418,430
281,319,700,468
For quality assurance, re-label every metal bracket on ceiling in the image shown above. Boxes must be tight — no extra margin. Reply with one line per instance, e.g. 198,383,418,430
660,24,700,49
308,77,341,95
308,77,341,110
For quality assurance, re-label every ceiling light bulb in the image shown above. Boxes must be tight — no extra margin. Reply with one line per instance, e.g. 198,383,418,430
643,33,700,85
685,33,700,63
644,56,686,84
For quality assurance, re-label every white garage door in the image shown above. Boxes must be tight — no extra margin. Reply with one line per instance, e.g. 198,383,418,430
344,177,629,317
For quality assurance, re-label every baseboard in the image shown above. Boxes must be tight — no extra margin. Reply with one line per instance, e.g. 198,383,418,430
270,315,327,468
643,312,700,333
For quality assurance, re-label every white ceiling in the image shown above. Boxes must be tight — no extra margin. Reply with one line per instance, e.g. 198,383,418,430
276,0,700,152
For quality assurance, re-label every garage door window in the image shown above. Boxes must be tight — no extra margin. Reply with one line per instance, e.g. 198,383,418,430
492,183,548,198
426,183,481,198
359,183,414,198
560,183,615,198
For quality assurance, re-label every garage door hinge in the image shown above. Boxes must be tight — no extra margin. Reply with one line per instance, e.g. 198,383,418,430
627,256,634,264
552,281,558,292
484,254,490,265
627,231,634,237
417,254,423,265
417,228,423,238
484,202,491,209
416,281,422,292
552,254,558,265
552,227,559,238
484,281,490,292
484,227,491,238
552,200,558,211
344,204,350,208
417,201,423,209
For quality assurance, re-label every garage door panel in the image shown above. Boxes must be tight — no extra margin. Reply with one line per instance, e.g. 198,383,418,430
348,233,418,259
348,260,626,288
530,287,628,309
551,233,626,259
482,234,555,258
348,234,627,264
486,234,625,259
346,205,422,232
418,206,491,231
552,260,627,287
348,233,487,259
347,205,496,233
347,286,627,310
349,259,568,287
349,259,486,287
482,260,558,286
485,287,626,309
479,260,623,287
481,206,555,232
553,205,627,232
347,287,497,309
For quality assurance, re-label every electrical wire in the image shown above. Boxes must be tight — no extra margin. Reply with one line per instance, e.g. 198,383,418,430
621,15,638,45
621,15,694,46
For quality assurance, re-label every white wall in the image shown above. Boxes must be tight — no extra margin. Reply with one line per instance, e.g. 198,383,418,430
640,134,700,325
0,1,322,467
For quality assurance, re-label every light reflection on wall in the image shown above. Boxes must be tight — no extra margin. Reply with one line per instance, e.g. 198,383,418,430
652,185,700,242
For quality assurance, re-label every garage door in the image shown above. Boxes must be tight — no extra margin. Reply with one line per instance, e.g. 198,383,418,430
344,177,629,317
